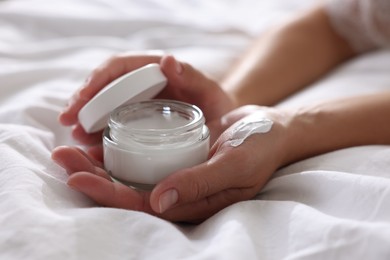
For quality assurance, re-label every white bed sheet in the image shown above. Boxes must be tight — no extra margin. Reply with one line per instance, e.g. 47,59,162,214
1,0,390,259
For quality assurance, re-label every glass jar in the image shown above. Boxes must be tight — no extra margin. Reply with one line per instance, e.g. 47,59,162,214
103,99,210,190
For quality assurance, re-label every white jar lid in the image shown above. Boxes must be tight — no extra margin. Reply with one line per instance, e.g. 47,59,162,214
78,64,167,133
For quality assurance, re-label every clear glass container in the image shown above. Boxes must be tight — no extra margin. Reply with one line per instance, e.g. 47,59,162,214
103,99,210,190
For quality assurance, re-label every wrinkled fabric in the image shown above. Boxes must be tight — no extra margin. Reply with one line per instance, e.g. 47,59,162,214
1,0,390,259
327,0,390,52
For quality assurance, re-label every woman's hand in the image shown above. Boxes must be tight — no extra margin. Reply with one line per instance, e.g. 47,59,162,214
52,105,290,223
60,53,235,152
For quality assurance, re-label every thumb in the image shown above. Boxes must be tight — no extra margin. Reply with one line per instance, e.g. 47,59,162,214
149,149,242,214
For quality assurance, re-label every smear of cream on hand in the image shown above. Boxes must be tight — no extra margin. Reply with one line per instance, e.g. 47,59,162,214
230,118,273,147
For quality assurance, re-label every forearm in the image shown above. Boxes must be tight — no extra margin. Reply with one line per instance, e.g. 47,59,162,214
282,92,390,165
222,5,356,107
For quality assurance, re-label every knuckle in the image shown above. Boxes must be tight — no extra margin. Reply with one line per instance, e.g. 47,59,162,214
89,67,101,79
189,173,211,202
106,55,121,66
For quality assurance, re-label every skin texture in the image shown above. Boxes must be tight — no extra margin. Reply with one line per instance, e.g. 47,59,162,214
222,6,356,106
52,4,390,223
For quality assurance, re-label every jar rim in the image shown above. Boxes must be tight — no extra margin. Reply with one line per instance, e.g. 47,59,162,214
108,99,205,137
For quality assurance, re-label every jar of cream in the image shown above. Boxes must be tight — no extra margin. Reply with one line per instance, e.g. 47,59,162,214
78,64,210,190
104,100,209,189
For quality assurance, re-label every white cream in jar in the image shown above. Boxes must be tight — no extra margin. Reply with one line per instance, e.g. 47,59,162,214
78,64,210,190
103,100,209,189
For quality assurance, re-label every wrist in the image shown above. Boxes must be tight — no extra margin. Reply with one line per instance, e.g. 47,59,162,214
280,100,366,166
279,105,327,166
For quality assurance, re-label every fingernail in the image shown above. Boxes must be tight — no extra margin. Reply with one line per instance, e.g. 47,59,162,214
158,189,178,213
173,58,183,75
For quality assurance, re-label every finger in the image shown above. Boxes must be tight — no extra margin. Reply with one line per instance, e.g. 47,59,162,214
69,171,252,223
68,172,155,214
161,187,254,223
87,144,104,164
150,146,247,214
73,146,104,169
159,55,212,105
69,169,249,223
52,146,96,173
59,90,89,126
51,146,109,180
60,53,163,126
72,123,103,145
159,55,232,122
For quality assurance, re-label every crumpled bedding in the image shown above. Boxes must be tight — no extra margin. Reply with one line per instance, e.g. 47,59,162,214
1,0,390,259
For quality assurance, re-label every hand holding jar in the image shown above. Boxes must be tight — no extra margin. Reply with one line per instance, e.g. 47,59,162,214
54,50,390,222
52,53,288,222
53,104,289,223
